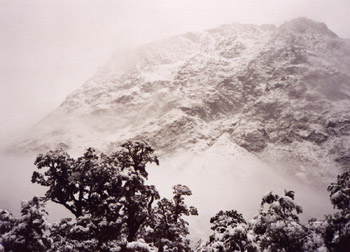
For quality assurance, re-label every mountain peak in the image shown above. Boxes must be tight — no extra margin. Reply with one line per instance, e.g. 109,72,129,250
9,18,350,182
279,17,338,38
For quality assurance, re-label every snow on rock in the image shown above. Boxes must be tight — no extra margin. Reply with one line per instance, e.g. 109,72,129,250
8,18,349,186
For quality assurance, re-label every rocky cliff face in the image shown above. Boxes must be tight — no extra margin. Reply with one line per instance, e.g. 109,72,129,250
13,18,350,181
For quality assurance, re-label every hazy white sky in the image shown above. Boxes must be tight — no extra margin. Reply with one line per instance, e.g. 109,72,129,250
1,0,349,144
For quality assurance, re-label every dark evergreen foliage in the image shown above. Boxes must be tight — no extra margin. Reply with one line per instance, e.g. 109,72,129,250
203,210,255,252
145,184,198,252
199,190,324,252
0,197,52,252
325,170,350,252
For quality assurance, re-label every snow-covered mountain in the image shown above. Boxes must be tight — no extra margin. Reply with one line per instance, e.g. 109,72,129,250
12,17,350,181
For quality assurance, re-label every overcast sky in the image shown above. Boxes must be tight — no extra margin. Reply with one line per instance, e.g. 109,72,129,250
1,0,350,145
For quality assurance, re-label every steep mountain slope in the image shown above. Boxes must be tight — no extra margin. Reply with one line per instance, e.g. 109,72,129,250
13,18,350,181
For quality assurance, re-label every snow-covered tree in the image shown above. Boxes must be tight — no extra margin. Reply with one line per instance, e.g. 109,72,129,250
31,148,82,217
49,217,76,251
0,209,15,236
325,170,350,251
0,209,15,252
249,190,307,252
198,189,325,252
199,210,256,252
114,141,160,243
0,197,52,252
32,141,161,251
145,184,198,252
328,170,350,211
49,215,154,252
303,218,328,252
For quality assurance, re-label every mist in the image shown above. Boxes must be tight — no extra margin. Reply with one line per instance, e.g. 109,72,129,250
0,138,335,240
